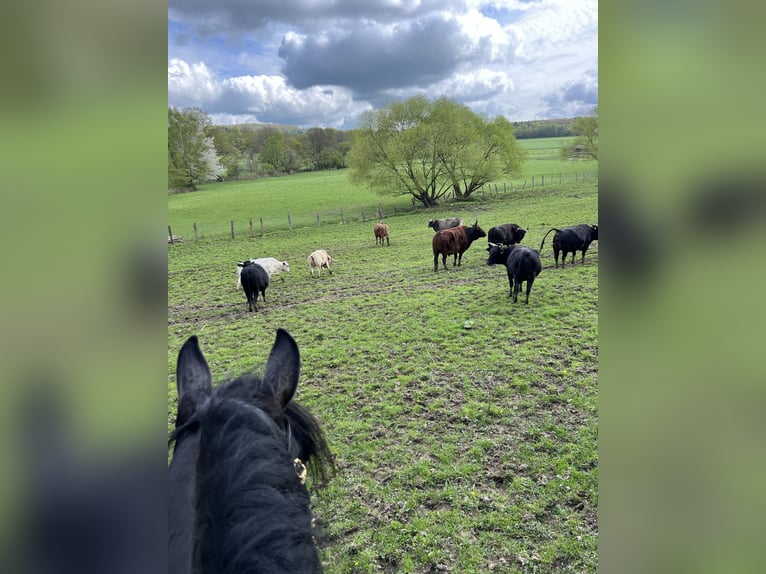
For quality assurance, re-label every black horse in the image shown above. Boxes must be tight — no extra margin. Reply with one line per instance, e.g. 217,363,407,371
168,329,333,574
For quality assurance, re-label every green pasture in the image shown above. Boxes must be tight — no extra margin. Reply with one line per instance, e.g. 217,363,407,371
519,136,574,159
168,157,599,573
168,137,597,240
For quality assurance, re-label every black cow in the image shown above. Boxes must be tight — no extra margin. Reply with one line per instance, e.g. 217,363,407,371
432,221,486,272
240,262,269,312
539,224,598,267
487,244,542,304
428,217,464,232
487,223,527,246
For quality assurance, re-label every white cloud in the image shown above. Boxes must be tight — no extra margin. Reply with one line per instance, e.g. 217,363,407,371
511,0,597,64
433,69,514,102
168,59,371,127
168,59,222,108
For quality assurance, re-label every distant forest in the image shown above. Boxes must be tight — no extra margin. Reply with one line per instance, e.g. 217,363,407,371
511,118,577,139
208,119,575,177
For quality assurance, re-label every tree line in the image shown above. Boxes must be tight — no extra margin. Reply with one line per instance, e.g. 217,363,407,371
512,118,577,139
168,100,597,206
168,108,352,190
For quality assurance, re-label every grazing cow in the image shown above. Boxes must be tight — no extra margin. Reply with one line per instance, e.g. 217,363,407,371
487,244,542,304
539,224,599,267
236,258,290,290
240,263,269,312
432,220,487,272
487,223,527,246
308,249,334,278
428,217,464,232
374,222,390,246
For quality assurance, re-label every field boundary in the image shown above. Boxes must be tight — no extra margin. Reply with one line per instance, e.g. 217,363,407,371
168,172,598,243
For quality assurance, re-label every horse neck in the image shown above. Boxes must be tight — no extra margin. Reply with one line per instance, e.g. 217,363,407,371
168,432,199,574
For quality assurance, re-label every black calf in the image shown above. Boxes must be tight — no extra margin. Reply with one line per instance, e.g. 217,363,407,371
240,263,269,312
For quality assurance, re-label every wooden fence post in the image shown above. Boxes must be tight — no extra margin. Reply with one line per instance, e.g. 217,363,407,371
248,217,253,238
377,203,383,219
316,212,321,227
230,220,235,239
340,207,344,224
288,212,292,230
168,225,174,244
542,175,545,187
361,207,366,222
193,222,198,242
259,217,264,236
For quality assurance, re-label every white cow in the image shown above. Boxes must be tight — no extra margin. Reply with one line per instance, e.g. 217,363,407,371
307,250,334,278
236,258,290,290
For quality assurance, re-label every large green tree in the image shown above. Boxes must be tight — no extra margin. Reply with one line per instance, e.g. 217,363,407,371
259,131,300,174
208,125,242,178
560,106,598,160
168,107,225,190
348,96,525,207
304,127,350,170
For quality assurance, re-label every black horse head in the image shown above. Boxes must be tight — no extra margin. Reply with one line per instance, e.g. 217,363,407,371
168,329,332,574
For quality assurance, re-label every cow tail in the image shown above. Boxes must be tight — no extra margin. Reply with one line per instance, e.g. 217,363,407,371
539,228,559,251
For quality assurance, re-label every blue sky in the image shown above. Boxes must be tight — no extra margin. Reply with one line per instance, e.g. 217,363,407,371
168,0,597,128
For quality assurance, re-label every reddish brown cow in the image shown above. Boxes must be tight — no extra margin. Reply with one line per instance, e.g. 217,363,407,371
374,222,390,246
432,220,487,272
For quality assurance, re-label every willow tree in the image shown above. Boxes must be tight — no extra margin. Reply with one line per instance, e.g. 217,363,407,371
348,96,525,206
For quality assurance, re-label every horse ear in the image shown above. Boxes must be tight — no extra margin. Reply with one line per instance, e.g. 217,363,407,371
263,329,300,410
176,336,212,404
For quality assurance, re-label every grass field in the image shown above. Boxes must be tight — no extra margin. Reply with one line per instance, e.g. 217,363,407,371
168,144,598,573
168,137,597,240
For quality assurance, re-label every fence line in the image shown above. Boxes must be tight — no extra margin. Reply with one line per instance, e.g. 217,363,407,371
168,171,597,242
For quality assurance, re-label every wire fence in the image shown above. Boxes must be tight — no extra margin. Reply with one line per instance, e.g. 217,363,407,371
168,171,598,243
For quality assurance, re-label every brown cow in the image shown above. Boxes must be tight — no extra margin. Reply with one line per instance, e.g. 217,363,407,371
432,220,487,272
373,222,390,246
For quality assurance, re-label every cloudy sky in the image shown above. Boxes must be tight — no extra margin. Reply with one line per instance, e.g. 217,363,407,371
168,0,597,128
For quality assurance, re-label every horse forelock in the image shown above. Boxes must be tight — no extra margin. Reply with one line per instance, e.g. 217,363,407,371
192,393,322,572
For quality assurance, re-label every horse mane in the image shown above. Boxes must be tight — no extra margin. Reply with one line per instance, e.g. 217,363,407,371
285,401,334,486
169,370,333,573
193,393,322,573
